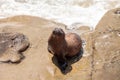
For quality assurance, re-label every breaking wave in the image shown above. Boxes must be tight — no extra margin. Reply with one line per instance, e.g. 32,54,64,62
0,0,120,29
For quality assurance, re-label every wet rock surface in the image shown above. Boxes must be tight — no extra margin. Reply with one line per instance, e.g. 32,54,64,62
0,8,120,80
0,33,29,63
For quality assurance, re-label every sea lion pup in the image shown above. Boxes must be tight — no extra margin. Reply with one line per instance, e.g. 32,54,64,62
48,28,82,72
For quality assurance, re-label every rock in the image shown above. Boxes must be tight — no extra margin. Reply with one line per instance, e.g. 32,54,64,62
92,8,120,80
95,8,120,35
0,33,29,63
0,15,92,80
67,22,90,31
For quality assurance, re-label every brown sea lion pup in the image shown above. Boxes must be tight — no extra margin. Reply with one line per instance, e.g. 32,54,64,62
48,28,82,72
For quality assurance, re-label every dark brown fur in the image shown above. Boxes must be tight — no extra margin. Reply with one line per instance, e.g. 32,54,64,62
48,28,82,64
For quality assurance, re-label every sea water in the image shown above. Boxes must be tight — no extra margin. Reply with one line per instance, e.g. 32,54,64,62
0,0,120,29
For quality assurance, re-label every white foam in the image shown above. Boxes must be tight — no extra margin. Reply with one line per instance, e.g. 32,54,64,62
0,0,120,29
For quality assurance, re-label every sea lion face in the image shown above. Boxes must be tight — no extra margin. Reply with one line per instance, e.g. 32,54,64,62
52,28,65,39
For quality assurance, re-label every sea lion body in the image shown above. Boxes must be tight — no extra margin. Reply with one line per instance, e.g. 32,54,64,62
65,33,82,57
48,28,82,58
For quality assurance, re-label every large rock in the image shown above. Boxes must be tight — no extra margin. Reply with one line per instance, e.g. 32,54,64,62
0,15,92,80
92,8,120,80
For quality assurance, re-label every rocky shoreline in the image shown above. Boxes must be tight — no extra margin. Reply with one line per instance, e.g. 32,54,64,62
0,8,120,80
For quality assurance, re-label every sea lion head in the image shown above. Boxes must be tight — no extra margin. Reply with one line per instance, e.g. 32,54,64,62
52,28,65,39
48,28,66,54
